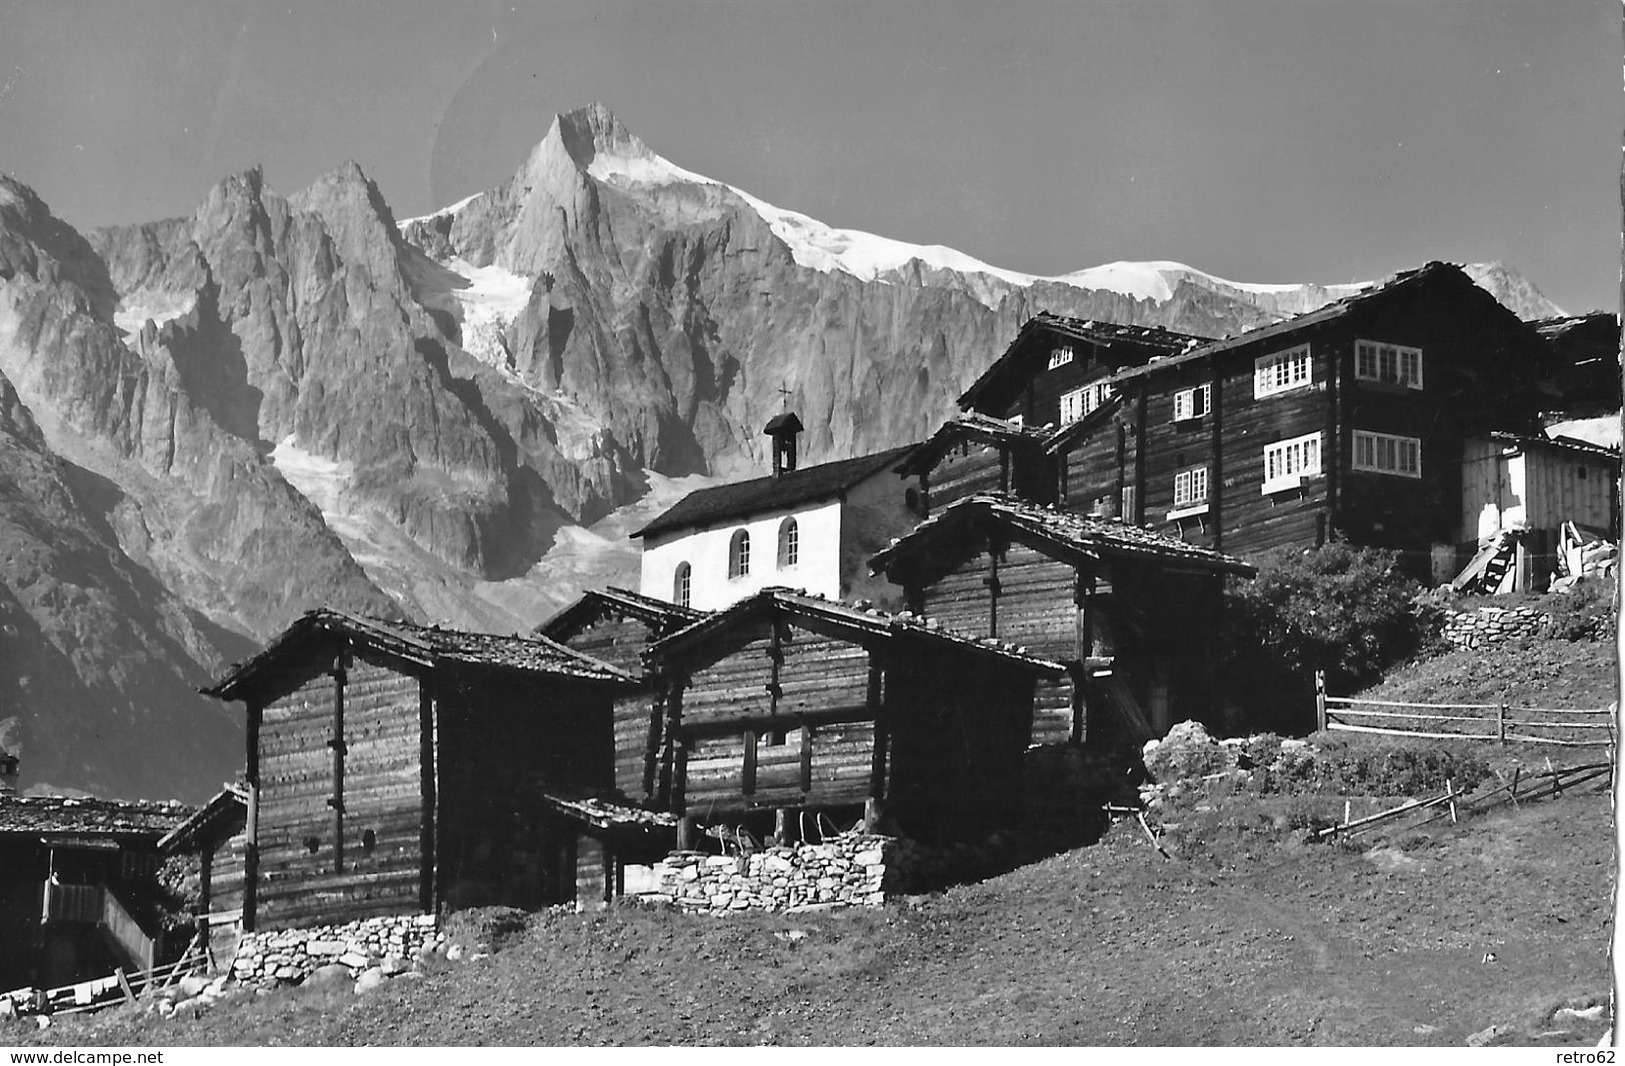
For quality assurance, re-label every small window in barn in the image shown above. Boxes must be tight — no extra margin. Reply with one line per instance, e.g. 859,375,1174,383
758,726,788,747
777,518,799,569
1355,340,1424,389
1047,346,1074,370
1254,345,1312,398
1578,466,1589,480
1173,383,1211,421
729,529,751,578
904,487,922,515
362,829,377,855
674,562,692,607
304,836,321,855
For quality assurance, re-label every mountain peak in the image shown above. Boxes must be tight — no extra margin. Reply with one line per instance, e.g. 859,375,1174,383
552,103,642,169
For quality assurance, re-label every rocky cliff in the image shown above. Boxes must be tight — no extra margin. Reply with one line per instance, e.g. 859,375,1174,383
0,104,1568,798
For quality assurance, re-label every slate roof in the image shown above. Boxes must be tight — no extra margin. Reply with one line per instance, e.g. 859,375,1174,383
536,587,706,643
647,586,1068,676
205,609,637,701
1486,431,1621,462
1105,261,1529,386
868,494,1257,578
1532,311,1616,341
894,412,1052,476
633,445,918,540
957,312,1211,410
158,785,248,854
0,794,195,839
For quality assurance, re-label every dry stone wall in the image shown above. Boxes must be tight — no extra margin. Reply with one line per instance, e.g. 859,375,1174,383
1442,606,1553,649
638,835,896,913
230,914,442,987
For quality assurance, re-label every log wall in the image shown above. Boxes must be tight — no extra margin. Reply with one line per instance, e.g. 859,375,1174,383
254,650,424,930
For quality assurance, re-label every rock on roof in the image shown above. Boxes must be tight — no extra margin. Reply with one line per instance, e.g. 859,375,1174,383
1106,261,1531,386
633,446,917,540
205,609,637,701
957,312,1211,410
868,494,1257,578
536,587,706,642
895,412,1053,475
0,794,196,839
648,586,1068,675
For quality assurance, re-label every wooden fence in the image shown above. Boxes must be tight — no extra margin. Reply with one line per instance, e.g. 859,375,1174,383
1314,671,1617,747
1315,760,1613,841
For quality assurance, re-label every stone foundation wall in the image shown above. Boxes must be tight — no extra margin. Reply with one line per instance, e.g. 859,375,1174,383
230,914,442,987
1442,606,1553,649
638,834,896,914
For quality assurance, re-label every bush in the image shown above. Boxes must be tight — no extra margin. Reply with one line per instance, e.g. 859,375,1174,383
1547,581,1617,642
1223,543,1433,728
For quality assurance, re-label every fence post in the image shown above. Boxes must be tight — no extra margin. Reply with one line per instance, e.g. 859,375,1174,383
1314,670,1327,733
1446,779,1457,824
1496,702,1507,744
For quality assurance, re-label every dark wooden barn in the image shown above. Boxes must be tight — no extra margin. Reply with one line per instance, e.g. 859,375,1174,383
627,588,1065,844
956,263,1553,579
1533,312,1621,416
537,588,707,816
536,586,705,676
202,610,651,930
894,412,1057,516
0,792,193,991
868,494,1255,749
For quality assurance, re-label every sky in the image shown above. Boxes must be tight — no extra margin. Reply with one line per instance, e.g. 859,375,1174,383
0,0,1617,313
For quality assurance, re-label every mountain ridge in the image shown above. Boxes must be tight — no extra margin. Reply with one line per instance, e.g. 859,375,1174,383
0,103,1576,798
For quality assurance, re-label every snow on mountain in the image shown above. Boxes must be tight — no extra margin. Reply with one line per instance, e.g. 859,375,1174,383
425,113,1425,312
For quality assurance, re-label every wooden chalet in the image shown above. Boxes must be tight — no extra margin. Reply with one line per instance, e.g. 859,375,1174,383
894,412,1058,514
536,586,706,676
1532,312,1621,416
868,494,1256,749
955,313,1211,427
628,588,1066,844
963,263,1552,579
0,789,193,991
202,610,653,930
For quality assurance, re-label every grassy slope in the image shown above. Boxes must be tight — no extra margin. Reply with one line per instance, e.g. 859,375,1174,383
10,781,1610,1048
9,622,1615,1048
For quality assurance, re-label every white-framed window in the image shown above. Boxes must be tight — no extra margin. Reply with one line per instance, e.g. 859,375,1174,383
1352,430,1421,478
1173,465,1209,509
1047,346,1074,370
673,562,692,607
1060,380,1112,423
777,517,799,569
1254,345,1312,398
1262,431,1322,493
1355,340,1423,389
1174,384,1211,421
728,529,750,578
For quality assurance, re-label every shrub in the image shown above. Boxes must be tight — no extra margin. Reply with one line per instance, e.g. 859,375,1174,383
1547,581,1617,642
1223,543,1432,728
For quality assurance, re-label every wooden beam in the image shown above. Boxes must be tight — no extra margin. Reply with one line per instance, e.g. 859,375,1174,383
658,678,685,807
1210,357,1223,549
418,676,437,914
742,727,758,795
244,701,261,933
867,649,888,801
800,719,813,795
329,646,348,875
